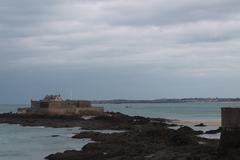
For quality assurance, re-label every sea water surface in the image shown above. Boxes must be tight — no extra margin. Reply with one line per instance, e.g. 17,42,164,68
0,104,91,160
101,102,240,120
0,124,90,160
1,102,240,159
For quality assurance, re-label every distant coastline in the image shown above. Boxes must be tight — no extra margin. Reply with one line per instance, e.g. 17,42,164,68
91,98,240,104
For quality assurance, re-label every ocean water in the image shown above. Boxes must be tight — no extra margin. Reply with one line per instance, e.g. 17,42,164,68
0,102,239,159
100,102,240,120
0,104,91,160
0,124,90,160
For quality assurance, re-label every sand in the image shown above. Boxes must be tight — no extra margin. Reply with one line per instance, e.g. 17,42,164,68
172,119,221,127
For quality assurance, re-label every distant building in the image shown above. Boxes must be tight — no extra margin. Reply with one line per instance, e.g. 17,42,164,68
17,95,104,116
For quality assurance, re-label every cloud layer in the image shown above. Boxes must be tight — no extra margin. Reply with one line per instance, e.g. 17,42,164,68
1,0,240,103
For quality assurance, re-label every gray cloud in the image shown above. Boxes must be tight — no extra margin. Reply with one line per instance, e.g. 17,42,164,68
0,0,240,103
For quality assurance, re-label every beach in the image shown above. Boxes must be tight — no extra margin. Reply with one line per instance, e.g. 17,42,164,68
174,119,221,126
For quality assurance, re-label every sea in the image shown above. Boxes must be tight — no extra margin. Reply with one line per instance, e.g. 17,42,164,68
0,102,240,160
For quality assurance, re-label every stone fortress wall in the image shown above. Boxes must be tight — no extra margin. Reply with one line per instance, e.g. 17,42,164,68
220,108,240,148
17,95,104,116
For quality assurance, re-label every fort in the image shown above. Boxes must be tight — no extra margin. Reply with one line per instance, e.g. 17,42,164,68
220,107,240,149
17,95,104,116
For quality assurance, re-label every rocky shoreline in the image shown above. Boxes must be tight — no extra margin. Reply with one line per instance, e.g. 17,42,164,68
0,112,165,130
0,112,238,160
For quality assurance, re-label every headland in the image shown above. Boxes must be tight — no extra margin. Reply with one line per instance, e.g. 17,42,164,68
92,98,240,104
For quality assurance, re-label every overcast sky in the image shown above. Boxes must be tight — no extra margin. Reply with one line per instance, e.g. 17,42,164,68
1,0,240,103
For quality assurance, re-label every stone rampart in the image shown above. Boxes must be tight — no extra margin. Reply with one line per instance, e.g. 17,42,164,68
220,108,240,149
17,98,103,116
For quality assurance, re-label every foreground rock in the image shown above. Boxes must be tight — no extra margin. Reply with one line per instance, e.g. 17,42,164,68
205,127,222,134
177,126,204,135
47,125,240,160
46,125,219,160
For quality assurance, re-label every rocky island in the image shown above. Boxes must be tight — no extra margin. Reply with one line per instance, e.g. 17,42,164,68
17,95,104,116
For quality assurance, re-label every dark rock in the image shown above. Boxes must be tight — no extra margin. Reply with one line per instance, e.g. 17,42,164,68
205,127,222,134
47,126,217,160
51,124,204,159
46,150,104,160
166,130,198,146
167,123,178,127
178,126,204,135
194,123,206,127
72,131,111,142
51,135,60,137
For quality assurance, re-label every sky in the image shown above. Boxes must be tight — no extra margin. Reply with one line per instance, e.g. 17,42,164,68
1,0,240,103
